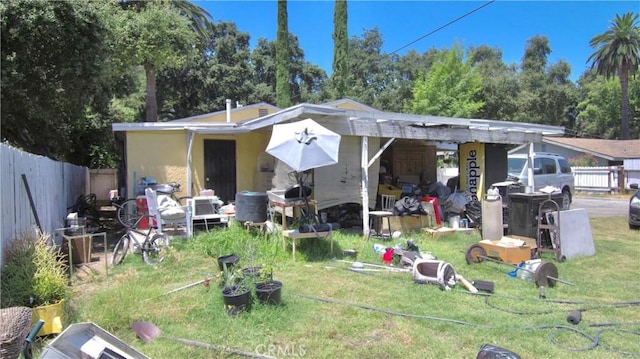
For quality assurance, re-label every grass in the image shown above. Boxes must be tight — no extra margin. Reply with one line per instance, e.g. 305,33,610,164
41,216,640,358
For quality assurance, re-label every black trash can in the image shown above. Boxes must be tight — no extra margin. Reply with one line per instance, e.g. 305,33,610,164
235,191,268,223
507,193,563,238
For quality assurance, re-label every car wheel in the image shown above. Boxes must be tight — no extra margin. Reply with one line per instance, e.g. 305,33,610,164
630,223,639,230
561,190,571,210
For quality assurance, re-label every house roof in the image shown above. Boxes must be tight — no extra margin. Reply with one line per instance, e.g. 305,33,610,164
112,98,565,145
542,137,640,160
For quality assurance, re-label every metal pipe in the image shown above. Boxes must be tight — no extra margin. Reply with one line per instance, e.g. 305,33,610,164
479,255,574,286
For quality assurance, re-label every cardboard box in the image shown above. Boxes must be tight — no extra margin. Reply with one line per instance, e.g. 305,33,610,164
478,235,536,265
388,215,432,233
423,227,457,238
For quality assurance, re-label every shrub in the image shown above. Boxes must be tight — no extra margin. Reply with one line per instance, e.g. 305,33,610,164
1,230,70,308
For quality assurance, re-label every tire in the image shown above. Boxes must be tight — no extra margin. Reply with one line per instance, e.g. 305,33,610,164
116,199,140,229
561,190,571,210
143,233,169,265
111,234,130,266
465,244,487,264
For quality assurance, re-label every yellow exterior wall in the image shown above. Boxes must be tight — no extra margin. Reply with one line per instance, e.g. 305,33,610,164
186,105,276,123
125,131,188,198
125,130,273,198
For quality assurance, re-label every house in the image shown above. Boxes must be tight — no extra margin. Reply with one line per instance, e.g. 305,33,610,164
509,137,640,188
509,137,640,166
112,99,564,234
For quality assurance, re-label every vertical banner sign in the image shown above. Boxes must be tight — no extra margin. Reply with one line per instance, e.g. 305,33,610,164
459,143,485,201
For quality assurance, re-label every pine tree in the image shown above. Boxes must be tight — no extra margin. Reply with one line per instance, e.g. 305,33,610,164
332,0,348,99
276,0,291,107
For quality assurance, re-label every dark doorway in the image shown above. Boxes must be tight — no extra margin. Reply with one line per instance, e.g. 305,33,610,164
204,140,236,204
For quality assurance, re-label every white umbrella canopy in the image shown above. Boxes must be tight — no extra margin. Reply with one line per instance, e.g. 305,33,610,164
266,118,341,173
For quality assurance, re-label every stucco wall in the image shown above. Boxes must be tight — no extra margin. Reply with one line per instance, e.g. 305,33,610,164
125,130,273,198
126,131,188,197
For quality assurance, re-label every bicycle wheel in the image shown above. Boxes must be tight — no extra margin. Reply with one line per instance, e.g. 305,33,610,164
111,233,130,266
116,198,140,229
175,195,192,206
142,233,169,265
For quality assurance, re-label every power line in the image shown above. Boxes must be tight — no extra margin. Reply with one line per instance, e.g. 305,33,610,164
390,0,496,55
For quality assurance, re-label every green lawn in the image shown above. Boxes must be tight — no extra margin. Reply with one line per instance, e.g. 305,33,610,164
58,216,639,359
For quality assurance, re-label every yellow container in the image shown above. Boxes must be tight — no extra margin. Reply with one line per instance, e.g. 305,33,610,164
32,300,64,336
378,185,402,198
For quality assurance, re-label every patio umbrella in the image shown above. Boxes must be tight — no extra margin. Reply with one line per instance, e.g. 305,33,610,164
266,118,341,223
266,118,341,173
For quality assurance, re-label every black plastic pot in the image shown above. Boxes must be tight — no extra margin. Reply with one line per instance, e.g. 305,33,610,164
242,266,262,278
255,280,282,305
217,254,239,272
221,285,251,315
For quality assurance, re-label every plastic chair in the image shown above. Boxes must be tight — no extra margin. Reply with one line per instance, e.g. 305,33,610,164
145,187,191,237
381,194,396,211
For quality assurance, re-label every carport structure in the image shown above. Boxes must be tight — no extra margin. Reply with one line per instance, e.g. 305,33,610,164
112,99,565,237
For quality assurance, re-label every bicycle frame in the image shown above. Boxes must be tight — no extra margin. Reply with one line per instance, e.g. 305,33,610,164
111,213,169,266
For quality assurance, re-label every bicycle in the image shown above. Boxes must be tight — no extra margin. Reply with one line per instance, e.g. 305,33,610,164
113,181,191,229
111,212,170,266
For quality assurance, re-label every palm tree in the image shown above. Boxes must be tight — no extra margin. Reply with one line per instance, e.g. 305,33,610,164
117,1,213,122
587,12,640,140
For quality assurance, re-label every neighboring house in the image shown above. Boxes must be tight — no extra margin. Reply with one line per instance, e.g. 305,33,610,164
112,98,564,232
509,137,640,189
509,137,640,166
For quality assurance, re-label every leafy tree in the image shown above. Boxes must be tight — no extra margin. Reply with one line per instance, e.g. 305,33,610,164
276,0,291,107
391,49,439,112
345,28,397,109
576,74,640,139
332,0,348,98
588,12,640,140
515,36,578,126
468,45,520,121
110,2,198,122
408,43,483,118
250,35,328,106
0,0,115,165
157,21,254,118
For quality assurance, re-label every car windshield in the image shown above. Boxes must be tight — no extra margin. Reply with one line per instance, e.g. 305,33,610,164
507,158,527,177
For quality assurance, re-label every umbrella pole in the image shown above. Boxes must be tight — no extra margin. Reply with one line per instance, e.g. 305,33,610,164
298,173,314,224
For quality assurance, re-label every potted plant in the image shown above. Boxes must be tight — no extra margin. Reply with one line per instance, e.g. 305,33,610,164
1,230,71,336
219,263,251,315
254,268,282,306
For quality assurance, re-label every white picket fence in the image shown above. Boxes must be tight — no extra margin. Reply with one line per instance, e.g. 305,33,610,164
1,143,89,267
573,166,640,193
436,165,639,194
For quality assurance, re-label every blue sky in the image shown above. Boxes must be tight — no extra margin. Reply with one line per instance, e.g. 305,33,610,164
194,1,639,81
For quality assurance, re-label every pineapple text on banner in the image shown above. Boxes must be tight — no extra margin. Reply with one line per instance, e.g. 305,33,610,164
459,143,485,201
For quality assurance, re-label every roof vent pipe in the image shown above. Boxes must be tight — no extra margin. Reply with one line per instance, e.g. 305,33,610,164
226,99,231,123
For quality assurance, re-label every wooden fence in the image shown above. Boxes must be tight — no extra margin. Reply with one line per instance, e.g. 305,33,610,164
1,143,88,267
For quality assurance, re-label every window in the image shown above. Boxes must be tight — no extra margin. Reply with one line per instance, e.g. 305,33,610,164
559,159,572,174
541,158,556,174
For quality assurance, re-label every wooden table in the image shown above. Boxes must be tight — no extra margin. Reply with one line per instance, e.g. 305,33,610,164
269,199,318,231
282,229,333,260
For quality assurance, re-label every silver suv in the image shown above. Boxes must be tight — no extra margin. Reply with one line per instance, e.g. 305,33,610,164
506,152,575,209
